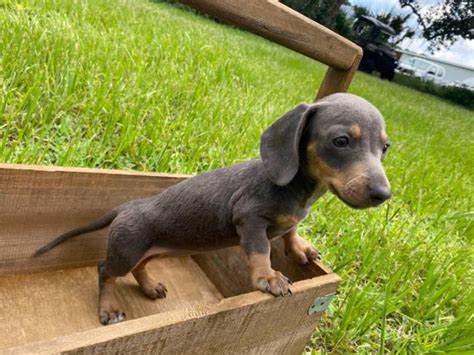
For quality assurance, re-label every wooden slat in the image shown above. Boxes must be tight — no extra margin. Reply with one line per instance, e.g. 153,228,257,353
180,0,361,71
193,238,330,297
0,163,341,354
5,273,341,354
0,164,189,275
316,50,363,99
0,257,223,349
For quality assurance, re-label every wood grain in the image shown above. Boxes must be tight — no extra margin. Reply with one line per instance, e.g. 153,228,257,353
180,0,361,71
0,164,189,275
0,164,341,354
0,256,223,349
315,50,363,99
193,238,330,297
0,1,356,347
4,273,340,354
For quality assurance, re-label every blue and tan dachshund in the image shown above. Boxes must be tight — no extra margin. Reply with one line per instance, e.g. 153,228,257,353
35,93,391,325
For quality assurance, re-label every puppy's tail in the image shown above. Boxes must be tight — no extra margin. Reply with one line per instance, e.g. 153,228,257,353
33,210,119,257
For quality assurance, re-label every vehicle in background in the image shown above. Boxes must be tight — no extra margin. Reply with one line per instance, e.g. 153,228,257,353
448,77,474,91
353,15,398,81
397,57,446,83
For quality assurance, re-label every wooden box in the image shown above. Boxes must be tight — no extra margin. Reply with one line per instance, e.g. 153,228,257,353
0,164,340,354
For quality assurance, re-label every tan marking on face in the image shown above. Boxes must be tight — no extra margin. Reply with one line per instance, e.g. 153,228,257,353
306,140,372,205
325,163,372,207
327,163,367,191
275,215,299,227
381,131,388,142
306,142,339,184
350,125,362,139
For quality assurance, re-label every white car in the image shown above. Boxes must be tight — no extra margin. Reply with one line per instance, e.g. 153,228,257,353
397,57,445,83
449,77,474,91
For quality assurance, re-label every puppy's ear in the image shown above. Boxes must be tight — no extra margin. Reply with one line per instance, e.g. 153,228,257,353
260,103,316,186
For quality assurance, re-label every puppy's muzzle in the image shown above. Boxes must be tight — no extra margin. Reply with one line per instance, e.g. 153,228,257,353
330,160,391,209
368,184,391,206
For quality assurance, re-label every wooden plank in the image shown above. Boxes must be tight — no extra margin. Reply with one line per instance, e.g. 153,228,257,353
0,256,223,349
5,273,341,354
0,163,190,179
0,161,340,353
193,238,330,297
0,164,189,275
180,0,361,71
315,50,363,99
193,247,253,297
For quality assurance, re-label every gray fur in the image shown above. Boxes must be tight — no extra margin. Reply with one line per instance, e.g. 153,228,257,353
260,103,315,186
34,93,391,280
33,210,118,256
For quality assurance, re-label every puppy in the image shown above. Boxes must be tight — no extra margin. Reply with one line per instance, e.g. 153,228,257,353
34,93,391,325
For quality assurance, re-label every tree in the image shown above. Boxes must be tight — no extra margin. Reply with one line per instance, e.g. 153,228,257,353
281,0,352,36
326,0,349,26
400,0,474,50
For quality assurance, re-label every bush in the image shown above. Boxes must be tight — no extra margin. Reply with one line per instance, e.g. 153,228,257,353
394,74,474,110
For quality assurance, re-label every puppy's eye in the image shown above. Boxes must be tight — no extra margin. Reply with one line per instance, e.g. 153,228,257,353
382,142,390,153
333,136,349,147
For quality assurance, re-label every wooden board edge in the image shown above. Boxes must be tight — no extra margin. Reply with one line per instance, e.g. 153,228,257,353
0,163,192,179
315,49,364,100
3,273,341,354
310,258,334,275
179,0,361,71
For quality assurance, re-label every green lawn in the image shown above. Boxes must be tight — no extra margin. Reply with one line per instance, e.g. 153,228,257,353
1,0,473,352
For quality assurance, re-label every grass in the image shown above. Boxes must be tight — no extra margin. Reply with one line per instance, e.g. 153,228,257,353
1,0,473,352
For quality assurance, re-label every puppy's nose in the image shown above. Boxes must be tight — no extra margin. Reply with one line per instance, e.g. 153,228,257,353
369,185,391,205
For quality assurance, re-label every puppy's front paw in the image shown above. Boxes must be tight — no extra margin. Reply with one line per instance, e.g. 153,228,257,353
285,236,320,265
255,270,292,296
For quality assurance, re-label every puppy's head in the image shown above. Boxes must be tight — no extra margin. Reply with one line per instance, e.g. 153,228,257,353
260,93,391,208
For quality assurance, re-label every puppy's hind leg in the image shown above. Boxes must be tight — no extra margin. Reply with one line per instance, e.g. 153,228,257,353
97,260,125,325
97,213,151,325
132,256,168,300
